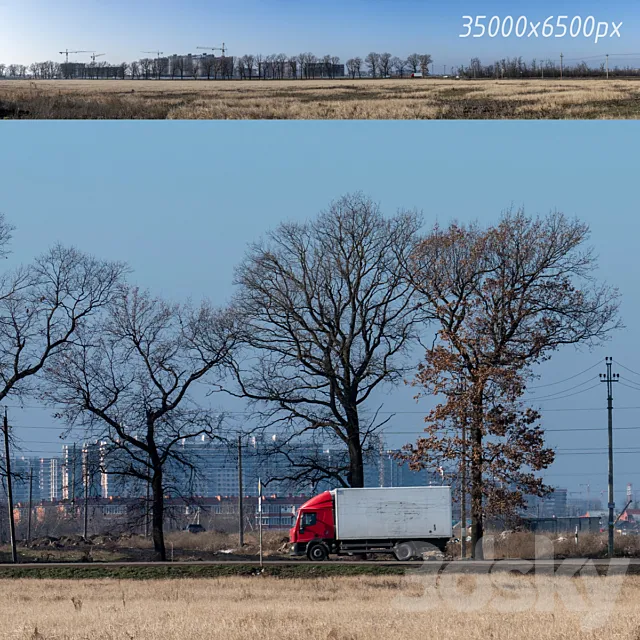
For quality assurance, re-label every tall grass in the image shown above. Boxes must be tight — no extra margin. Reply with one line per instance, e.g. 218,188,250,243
2,574,640,639
2,78,640,119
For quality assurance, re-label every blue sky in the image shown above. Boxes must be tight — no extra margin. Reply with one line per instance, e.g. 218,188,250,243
0,121,639,505
1,0,639,71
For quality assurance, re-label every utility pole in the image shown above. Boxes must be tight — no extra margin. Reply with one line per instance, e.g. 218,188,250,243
258,478,263,568
460,417,467,559
600,357,619,558
580,483,591,512
27,466,33,544
457,380,468,559
83,459,89,539
3,408,17,563
560,53,564,79
238,435,244,547
71,442,77,513
145,454,150,537
606,54,609,80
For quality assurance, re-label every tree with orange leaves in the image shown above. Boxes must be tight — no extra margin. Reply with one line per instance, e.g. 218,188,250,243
403,209,621,558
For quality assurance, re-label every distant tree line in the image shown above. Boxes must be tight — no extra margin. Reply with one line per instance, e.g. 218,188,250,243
0,51,433,81
458,56,640,79
2,53,637,81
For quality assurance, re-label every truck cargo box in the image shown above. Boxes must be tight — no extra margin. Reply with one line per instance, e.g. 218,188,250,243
333,486,452,540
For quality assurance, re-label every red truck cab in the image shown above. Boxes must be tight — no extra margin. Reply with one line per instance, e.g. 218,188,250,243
289,491,335,560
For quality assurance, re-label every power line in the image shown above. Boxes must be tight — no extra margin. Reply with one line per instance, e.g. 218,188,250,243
524,376,598,400
524,382,601,403
555,447,640,453
526,362,601,389
614,361,640,378
11,421,640,437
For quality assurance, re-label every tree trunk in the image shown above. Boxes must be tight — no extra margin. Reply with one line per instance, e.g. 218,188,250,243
470,396,484,559
151,468,166,561
347,430,365,488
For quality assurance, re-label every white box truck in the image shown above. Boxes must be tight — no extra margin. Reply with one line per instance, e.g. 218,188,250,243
289,486,452,561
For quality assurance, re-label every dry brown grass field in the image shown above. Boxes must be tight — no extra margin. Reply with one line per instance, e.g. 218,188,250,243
1,78,640,119
2,574,640,639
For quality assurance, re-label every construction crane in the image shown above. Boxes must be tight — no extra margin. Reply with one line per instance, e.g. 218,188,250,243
59,49,92,64
196,43,227,57
90,53,106,64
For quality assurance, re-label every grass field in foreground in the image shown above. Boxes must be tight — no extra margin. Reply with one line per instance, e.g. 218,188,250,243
2,574,640,639
1,78,639,119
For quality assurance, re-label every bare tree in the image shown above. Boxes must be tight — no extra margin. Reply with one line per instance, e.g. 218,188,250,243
237,56,248,80
379,53,392,78
153,57,168,80
44,287,238,560
391,57,407,78
365,52,380,78
201,55,215,80
0,215,126,410
171,56,185,80
346,59,357,79
353,57,363,78
404,209,621,557
255,54,264,80
323,55,333,78
275,53,287,79
298,53,317,79
189,57,200,80
221,56,234,80
229,193,421,488
287,56,298,79
419,54,433,76
407,53,421,75
139,58,153,80
244,55,255,80
264,54,276,80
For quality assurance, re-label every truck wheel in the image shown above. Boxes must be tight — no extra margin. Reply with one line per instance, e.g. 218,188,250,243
307,543,329,562
393,541,417,561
